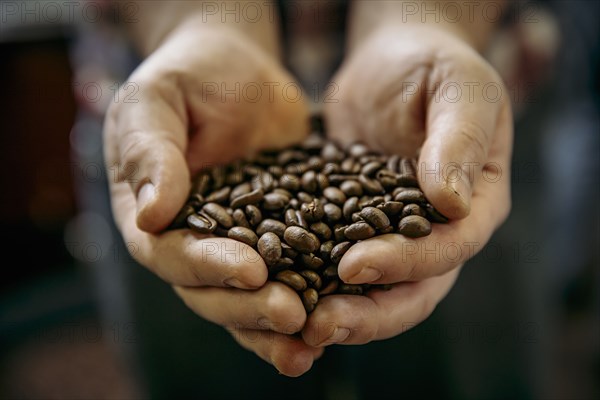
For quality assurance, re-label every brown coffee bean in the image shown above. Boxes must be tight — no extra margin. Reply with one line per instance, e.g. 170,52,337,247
228,226,258,247
321,143,344,162
300,253,324,270
319,240,335,262
275,270,307,291
191,173,210,195
281,242,298,259
337,283,364,295
251,171,275,192
257,232,282,266
341,158,358,173
256,219,287,238
301,170,318,193
214,226,229,237
300,133,325,151
386,155,400,173
267,165,283,177
230,182,252,202
187,193,204,210
328,174,359,185
205,186,231,204
394,188,425,204
322,162,340,175
300,199,325,222
330,241,352,264
211,166,226,190
349,143,369,158
340,180,363,197
334,224,348,242
245,205,262,226
319,280,338,296
400,158,417,175
283,226,320,253
359,174,385,195
361,161,382,176
401,203,426,218
225,170,244,185
323,203,342,223
306,156,324,171
171,204,196,229
231,188,264,208
285,162,309,176
378,201,404,216
272,188,292,200
263,192,288,210
279,174,300,191
424,203,449,223
187,212,217,234
398,215,432,238
232,209,251,228
270,257,294,272
351,212,364,223
299,270,323,290
359,195,385,208
345,221,376,240
322,265,338,280
396,173,419,187
302,288,319,313
343,197,360,221
202,203,233,228
297,192,314,203
359,207,391,230
310,222,332,241
323,187,346,205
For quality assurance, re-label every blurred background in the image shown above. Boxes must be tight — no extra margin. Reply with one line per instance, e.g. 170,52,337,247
0,1,598,399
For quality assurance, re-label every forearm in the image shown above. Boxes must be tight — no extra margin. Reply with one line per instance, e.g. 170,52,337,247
123,0,281,57
348,0,507,53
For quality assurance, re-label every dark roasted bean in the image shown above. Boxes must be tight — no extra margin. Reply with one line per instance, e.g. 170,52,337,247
424,203,449,223
319,280,338,296
316,173,329,191
270,257,294,272
323,187,346,205
205,186,231,204
275,270,307,291
230,182,252,202
400,158,417,175
302,288,319,312
334,224,347,242
330,241,352,264
232,209,251,228
281,242,298,259
228,227,258,247
319,240,335,262
263,192,288,210
310,222,332,241
256,219,287,238
322,162,340,175
300,199,325,222
283,226,320,253
359,207,391,230
378,201,404,216
299,270,323,290
340,180,363,197
396,173,419,187
359,174,385,195
343,197,360,221
257,232,282,266
272,188,292,199
211,166,226,190
192,173,211,195
386,154,400,173
328,174,359,185
202,203,233,228
401,203,426,218
322,265,338,280
245,205,262,226
345,221,376,240
361,161,382,176
279,173,300,191
323,203,342,223
394,188,425,204
187,212,217,234
398,215,432,238
297,192,314,203
321,143,344,162
171,204,196,229
337,283,363,295
300,253,324,270
349,143,369,158
301,170,318,193
231,188,264,208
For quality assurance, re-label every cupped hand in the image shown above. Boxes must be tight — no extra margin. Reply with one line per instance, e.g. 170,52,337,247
104,19,321,376
305,25,513,346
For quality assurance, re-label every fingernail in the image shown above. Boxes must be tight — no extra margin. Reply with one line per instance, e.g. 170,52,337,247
346,267,382,284
137,182,156,216
318,327,350,346
223,277,256,289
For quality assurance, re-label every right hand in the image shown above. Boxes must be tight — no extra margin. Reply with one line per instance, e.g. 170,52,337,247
103,18,322,376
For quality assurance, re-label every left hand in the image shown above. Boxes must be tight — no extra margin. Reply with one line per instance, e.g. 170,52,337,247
303,24,513,346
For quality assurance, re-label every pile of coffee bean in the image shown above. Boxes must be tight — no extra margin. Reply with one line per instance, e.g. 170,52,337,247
169,122,448,313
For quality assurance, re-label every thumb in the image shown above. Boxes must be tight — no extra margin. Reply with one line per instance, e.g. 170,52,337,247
418,82,503,219
105,85,190,233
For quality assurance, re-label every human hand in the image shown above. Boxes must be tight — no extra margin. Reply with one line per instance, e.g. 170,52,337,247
305,24,513,346
104,18,323,376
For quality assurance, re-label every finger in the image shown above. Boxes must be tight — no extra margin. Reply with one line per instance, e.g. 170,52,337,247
229,328,324,377
104,81,190,233
419,64,509,219
302,268,460,346
173,282,306,333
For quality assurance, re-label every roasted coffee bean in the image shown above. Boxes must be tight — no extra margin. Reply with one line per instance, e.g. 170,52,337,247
300,133,325,151
230,182,252,201
319,280,338,296
343,197,360,221
171,204,196,229
301,170,318,193
330,241,352,264
378,201,404,216
284,226,320,253
349,143,369,158
202,203,234,228
351,212,364,223
300,199,325,222
225,169,244,185
396,174,419,187
192,173,211,195
228,227,258,247
394,188,425,204
359,207,391,230
345,221,376,240
257,232,282,266
187,193,205,210
328,174,359,185
245,205,262,226
279,174,300,191
306,156,324,171
232,209,251,228
205,186,231,204
268,165,284,177
338,283,364,295
322,162,340,175
398,215,432,238
310,222,332,241
300,253,324,270
323,203,342,223
211,166,226,190
399,158,417,175
401,203,426,218
231,188,264,208
386,155,400,173
340,180,363,197
302,288,319,312
316,173,329,191
187,212,217,234
214,226,230,237
263,192,288,210
359,195,385,208
277,149,306,165
272,188,292,200
321,142,344,162
334,224,348,242
323,187,346,205
341,158,358,173
300,270,323,290
297,192,314,203
256,219,287,238
271,257,294,272
251,171,275,192
359,174,385,195
361,161,382,176
275,270,307,291
319,240,335,263
322,265,338,280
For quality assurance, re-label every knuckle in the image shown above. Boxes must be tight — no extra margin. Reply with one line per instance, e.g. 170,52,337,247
262,285,306,329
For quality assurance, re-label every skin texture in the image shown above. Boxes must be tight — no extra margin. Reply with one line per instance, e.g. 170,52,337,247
104,1,513,377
